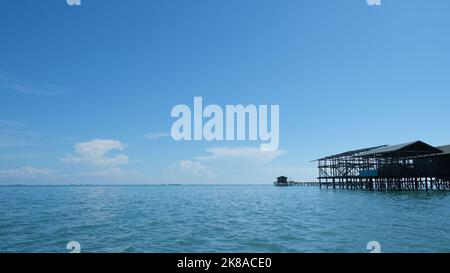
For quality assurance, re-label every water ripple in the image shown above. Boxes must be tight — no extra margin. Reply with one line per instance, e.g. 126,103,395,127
0,186,449,252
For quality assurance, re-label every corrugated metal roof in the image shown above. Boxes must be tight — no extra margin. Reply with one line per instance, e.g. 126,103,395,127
357,142,415,156
436,145,450,155
312,141,447,161
312,145,387,161
357,140,442,157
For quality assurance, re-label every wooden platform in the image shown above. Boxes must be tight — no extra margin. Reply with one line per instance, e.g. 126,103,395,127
318,177,450,191
274,181,320,187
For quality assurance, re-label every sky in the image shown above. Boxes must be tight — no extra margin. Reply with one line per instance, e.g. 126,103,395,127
0,0,450,184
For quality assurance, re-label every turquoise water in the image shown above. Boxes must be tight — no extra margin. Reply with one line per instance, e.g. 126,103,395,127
0,185,449,253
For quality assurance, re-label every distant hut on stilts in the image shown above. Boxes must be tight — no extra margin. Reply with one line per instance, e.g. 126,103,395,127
274,176,288,186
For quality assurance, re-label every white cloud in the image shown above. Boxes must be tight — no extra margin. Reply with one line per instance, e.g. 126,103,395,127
66,0,81,6
62,139,129,166
142,132,171,140
0,166,54,178
168,146,288,183
169,160,213,178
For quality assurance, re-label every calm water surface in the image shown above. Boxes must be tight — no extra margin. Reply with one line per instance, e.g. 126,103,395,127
0,185,449,252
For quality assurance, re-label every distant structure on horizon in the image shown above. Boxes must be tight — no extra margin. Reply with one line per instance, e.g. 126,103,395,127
273,176,319,187
312,140,450,191
274,176,288,186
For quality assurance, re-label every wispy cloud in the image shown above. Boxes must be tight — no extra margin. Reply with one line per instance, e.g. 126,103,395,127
0,70,69,96
0,165,143,184
196,147,286,164
0,166,55,179
168,146,288,183
142,132,171,140
59,167,139,178
0,119,27,128
61,139,130,166
169,160,214,178
0,119,40,148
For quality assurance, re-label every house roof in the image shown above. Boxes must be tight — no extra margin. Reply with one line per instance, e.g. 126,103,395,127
435,145,450,155
313,141,445,161
357,141,442,157
312,145,387,161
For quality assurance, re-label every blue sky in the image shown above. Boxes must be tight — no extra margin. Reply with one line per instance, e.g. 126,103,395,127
1,0,450,184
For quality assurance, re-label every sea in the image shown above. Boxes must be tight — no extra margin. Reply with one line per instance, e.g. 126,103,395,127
0,185,449,253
